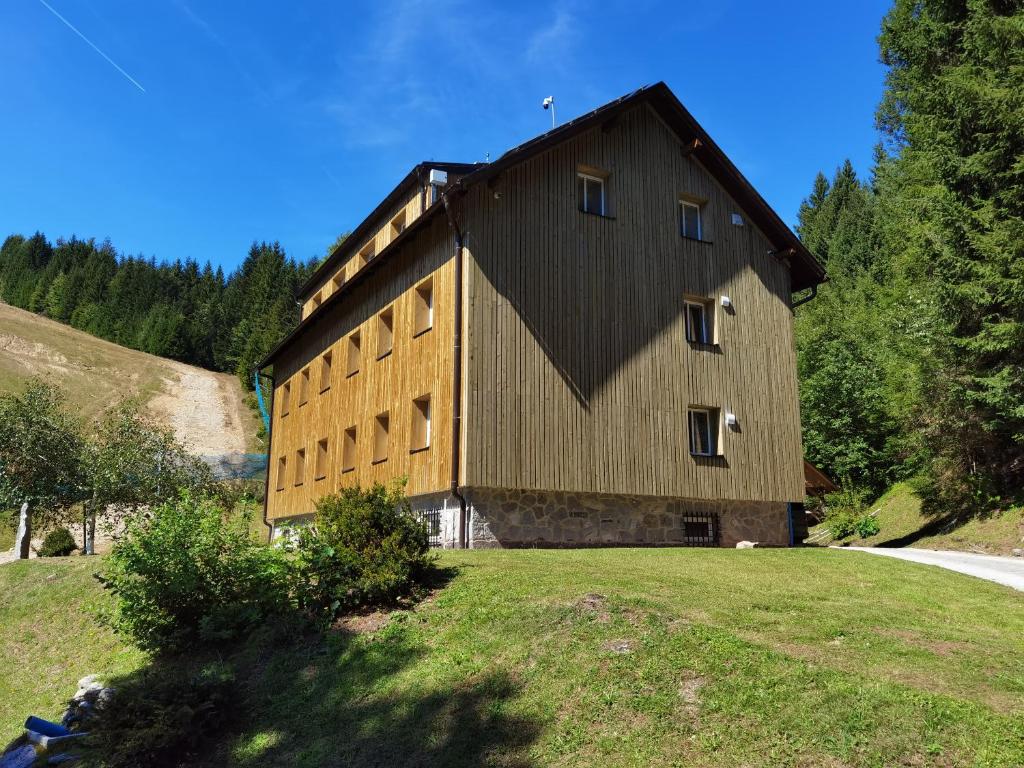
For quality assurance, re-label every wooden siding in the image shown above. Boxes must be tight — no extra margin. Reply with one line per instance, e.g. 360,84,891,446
461,104,804,503
267,215,456,520
302,187,429,319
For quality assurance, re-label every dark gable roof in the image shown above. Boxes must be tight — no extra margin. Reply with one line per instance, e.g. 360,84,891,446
260,82,825,370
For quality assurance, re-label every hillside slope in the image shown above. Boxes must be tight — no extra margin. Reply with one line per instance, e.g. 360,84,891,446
0,301,259,454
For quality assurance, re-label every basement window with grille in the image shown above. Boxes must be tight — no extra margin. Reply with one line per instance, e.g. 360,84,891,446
682,512,719,546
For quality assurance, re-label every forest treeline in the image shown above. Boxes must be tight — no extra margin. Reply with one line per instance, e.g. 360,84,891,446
0,234,317,386
795,0,1023,515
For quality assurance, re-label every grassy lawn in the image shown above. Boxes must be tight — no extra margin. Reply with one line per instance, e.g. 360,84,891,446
811,482,1024,554
2,549,1022,766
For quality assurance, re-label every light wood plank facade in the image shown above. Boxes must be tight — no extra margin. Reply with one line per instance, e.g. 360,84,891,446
262,83,824,545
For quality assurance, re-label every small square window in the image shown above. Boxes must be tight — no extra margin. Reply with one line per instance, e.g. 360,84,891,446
411,394,431,452
342,426,357,472
680,200,702,240
331,271,345,292
414,278,433,336
373,412,390,464
391,211,406,238
347,331,361,377
280,382,291,417
315,438,328,480
577,173,605,216
320,351,333,392
377,307,394,359
357,241,375,269
311,291,322,311
684,299,712,344
276,456,287,491
688,408,719,457
294,448,306,486
298,368,310,406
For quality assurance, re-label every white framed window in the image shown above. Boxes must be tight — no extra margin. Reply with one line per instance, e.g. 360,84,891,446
680,200,702,240
577,172,605,216
688,408,719,457
684,300,711,344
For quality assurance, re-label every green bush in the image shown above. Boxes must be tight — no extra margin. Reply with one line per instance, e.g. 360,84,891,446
99,493,292,652
826,511,858,540
38,526,77,557
295,482,433,624
856,515,881,538
82,662,235,768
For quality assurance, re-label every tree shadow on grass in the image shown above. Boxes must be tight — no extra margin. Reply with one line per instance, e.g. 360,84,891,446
83,565,542,768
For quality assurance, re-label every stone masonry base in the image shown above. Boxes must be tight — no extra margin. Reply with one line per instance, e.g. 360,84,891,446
409,488,794,549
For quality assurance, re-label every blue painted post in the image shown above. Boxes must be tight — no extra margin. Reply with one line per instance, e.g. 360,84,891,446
253,371,271,435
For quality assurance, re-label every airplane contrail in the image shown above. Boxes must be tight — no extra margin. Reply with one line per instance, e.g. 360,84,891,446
35,0,146,93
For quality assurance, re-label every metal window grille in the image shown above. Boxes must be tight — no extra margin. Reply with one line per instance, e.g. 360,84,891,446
680,512,719,546
418,509,442,548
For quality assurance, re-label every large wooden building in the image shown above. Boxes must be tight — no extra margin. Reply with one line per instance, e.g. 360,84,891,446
258,82,826,548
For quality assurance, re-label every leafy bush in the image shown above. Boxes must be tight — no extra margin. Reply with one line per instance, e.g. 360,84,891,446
826,511,858,540
38,526,77,557
856,515,881,539
82,662,235,768
295,482,433,624
99,493,292,651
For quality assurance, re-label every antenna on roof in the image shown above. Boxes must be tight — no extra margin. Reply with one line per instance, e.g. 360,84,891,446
542,96,556,129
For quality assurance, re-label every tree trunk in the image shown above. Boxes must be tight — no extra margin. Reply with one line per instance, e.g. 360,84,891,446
15,501,31,559
85,493,97,555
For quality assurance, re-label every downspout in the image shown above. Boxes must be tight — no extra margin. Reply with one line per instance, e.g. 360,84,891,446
256,369,276,542
790,284,818,309
441,189,468,549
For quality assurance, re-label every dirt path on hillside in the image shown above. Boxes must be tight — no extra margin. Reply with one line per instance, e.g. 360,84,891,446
149,361,250,456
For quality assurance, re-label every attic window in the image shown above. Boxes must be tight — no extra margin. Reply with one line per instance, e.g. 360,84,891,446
358,241,375,268
311,291,322,311
342,426,357,472
684,299,713,345
413,278,433,336
411,394,431,452
320,351,333,392
680,200,703,240
377,306,394,359
315,438,328,480
373,412,390,464
331,271,345,292
688,408,719,457
577,172,605,216
390,211,407,238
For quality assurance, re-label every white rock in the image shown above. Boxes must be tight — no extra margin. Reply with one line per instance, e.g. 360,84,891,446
736,541,758,549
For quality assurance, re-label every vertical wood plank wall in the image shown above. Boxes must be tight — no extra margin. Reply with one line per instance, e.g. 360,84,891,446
267,216,455,521
462,104,805,503
301,188,427,319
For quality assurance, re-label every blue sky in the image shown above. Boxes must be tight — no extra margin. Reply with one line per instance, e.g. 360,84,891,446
0,0,891,273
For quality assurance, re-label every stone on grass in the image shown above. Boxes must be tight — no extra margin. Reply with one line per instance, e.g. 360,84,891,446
735,540,758,549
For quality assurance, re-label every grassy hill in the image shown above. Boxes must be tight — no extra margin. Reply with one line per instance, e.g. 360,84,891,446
0,301,260,452
811,483,1024,555
2,549,1022,767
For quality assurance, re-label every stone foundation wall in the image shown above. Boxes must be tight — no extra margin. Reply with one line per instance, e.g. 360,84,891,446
463,488,792,548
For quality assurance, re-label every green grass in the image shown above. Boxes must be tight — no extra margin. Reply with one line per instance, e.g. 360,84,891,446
0,559,148,736
811,482,1024,554
2,549,1023,766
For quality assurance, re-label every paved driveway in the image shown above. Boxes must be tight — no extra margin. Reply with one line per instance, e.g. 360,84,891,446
836,547,1024,592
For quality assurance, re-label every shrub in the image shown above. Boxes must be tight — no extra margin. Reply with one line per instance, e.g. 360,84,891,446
99,493,292,652
826,511,857,540
39,526,77,557
82,662,235,768
856,515,881,538
295,482,433,624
